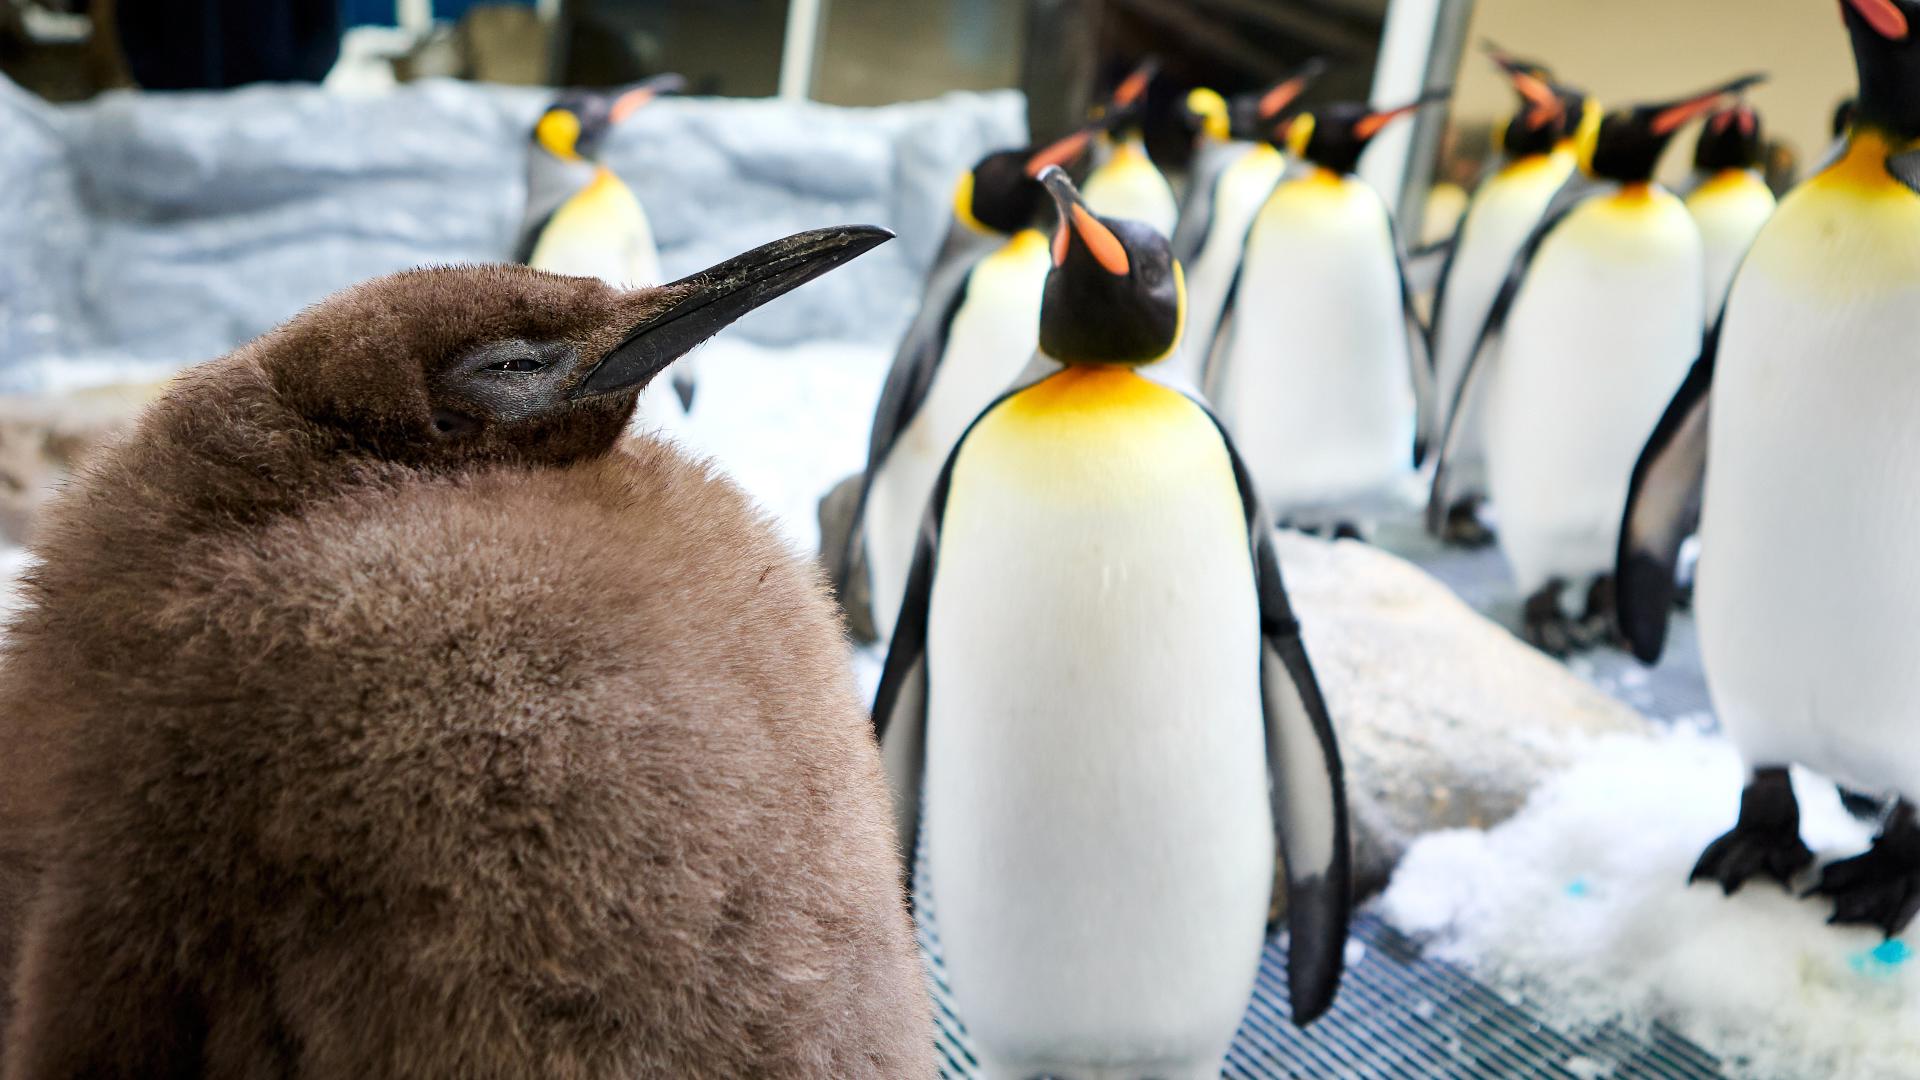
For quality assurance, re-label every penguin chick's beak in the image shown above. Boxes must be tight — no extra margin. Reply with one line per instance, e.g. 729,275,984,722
611,73,687,124
1848,0,1911,40
1650,73,1768,135
1037,165,1130,275
1257,57,1328,122
573,226,893,398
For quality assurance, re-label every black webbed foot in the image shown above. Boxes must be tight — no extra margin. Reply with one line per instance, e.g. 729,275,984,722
1522,579,1583,657
1331,521,1366,543
1440,496,1496,548
1580,575,1627,651
1691,767,1813,894
1809,801,1920,937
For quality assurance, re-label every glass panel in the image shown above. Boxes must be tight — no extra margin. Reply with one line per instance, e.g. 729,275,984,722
812,0,1026,106
560,0,789,96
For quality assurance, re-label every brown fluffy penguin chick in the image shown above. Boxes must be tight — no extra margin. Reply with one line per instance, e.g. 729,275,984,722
0,228,936,1079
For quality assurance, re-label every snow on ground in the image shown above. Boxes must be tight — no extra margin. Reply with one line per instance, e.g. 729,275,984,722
1381,729,1916,1079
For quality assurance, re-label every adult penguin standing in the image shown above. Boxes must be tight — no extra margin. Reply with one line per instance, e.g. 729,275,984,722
517,75,696,422
1426,46,1592,547
1684,102,1777,312
1428,74,1762,655
876,166,1351,1078
1206,95,1442,534
0,229,938,1075
1082,60,1181,237
1170,59,1327,386
1620,0,1920,936
844,130,1095,642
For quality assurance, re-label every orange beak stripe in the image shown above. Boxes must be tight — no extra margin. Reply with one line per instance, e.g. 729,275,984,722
1355,104,1419,140
1027,129,1092,177
1070,205,1130,275
1258,76,1310,120
1113,64,1153,108
610,88,656,124
1849,0,1911,39
1651,93,1725,136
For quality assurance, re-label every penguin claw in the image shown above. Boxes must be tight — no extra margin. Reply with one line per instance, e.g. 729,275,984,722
1521,580,1582,658
1690,768,1813,895
1440,498,1496,548
1808,803,1920,937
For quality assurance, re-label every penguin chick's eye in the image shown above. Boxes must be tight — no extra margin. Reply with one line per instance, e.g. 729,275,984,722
487,355,549,373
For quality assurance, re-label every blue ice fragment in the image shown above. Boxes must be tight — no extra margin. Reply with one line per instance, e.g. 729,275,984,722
1848,939,1911,976
1565,878,1592,899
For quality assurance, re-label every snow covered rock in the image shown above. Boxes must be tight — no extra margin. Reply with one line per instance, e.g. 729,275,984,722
1381,731,1913,1080
1274,532,1653,894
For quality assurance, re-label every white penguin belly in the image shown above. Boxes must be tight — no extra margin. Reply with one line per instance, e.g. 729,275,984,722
1486,190,1702,594
865,233,1050,640
1083,139,1179,237
1175,145,1285,385
1432,153,1574,482
924,368,1272,1073
1696,166,1920,799
1686,171,1775,314
1217,172,1415,519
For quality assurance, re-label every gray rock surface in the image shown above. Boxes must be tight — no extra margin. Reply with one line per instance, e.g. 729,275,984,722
1275,531,1653,896
0,74,1024,390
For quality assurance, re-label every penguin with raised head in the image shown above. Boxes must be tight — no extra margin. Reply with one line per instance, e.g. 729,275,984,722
875,166,1351,1078
1430,73,1762,655
844,130,1093,643
1082,59,1180,237
1685,101,1776,311
0,229,939,1075
517,74,697,422
1170,59,1326,386
1206,95,1442,534
1619,0,1920,935
1427,45,1592,547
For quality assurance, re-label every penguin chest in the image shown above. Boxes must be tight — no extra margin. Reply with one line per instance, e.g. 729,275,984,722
922,367,1273,1059
1486,190,1702,590
1696,165,1920,797
1179,145,1286,379
864,232,1052,637
1686,170,1776,309
528,169,660,286
1083,140,1179,236
1221,172,1415,510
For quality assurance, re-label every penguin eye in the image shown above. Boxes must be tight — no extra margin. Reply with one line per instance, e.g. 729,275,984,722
487,355,549,373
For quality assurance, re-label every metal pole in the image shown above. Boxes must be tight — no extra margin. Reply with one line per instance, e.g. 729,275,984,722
1358,0,1475,236
778,0,829,101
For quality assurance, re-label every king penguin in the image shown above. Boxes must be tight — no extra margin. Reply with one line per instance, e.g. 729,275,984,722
517,74,697,424
846,130,1093,643
1619,0,1920,935
1684,101,1776,313
1082,60,1181,237
874,166,1351,1078
1169,59,1327,386
1427,46,1594,547
0,229,940,1075
1205,95,1441,533
1430,73,1762,655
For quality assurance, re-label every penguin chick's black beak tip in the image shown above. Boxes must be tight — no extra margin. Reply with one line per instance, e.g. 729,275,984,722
572,225,894,399
1848,0,1912,41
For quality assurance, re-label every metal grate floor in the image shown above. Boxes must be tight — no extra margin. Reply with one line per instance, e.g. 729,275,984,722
919,515,1726,1078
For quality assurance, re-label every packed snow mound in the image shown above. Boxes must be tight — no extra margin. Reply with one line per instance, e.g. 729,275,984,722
1381,729,1914,1080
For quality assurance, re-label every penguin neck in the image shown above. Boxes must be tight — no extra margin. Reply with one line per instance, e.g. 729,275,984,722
525,153,601,228
1813,127,1917,197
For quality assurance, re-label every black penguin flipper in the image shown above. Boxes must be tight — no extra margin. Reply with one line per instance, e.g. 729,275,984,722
1422,200,1471,450
1426,192,1587,534
871,519,934,885
1385,212,1437,467
511,208,556,265
1193,398,1350,1025
670,368,696,412
1171,150,1228,266
1616,320,1719,664
1887,148,1920,194
1200,262,1244,402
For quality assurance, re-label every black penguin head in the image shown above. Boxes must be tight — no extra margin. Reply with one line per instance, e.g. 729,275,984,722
1484,42,1569,157
532,73,685,163
1842,0,1920,139
1585,74,1766,183
267,227,889,468
1034,166,1183,366
1281,93,1444,175
1216,58,1328,142
954,129,1095,235
1693,104,1765,172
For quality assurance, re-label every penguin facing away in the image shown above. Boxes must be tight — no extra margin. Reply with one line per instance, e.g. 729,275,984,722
1619,0,1920,936
1426,45,1592,548
518,74,699,420
1169,59,1326,386
0,229,940,1076
1684,102,1777,312
1082,60,1181,237
1205,95,1441,533
1428,73,1761,656
845,130,1094,644
875,166,1351,1079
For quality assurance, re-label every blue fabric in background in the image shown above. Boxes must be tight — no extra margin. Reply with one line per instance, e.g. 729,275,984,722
342,0,533,27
